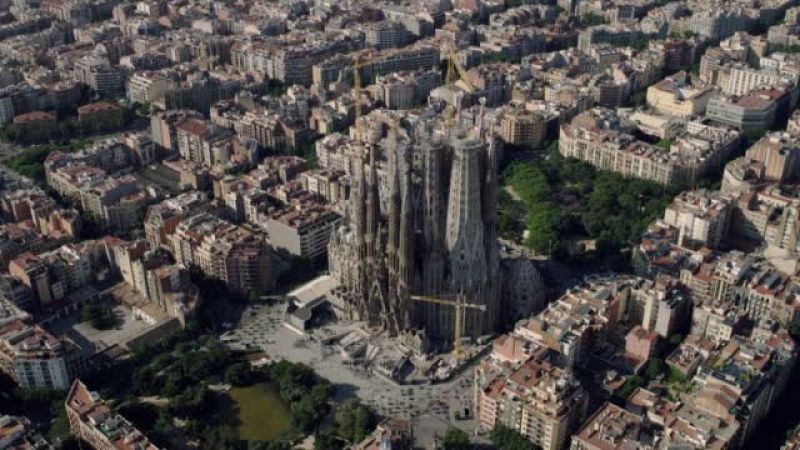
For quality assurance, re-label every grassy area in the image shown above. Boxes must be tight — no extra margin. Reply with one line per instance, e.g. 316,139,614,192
5,138,92,182
502,141,678,260
227,383,291,441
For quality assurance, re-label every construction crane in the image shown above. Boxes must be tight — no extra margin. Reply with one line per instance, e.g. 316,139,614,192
352,55,373,130
445,44,475,94
410,293,486,359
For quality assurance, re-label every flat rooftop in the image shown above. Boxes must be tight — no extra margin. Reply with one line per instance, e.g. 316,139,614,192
287,274,337,307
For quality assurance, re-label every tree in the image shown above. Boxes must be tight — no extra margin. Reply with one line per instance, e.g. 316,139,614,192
580,13,605,26
81,304,117,330
118,401,160,432
613,375,644,403
290,396,323,433
314,431,343,450
630,91,646,107
0,124,19,142
168,385,212,417
224,362,253,386
440,427,472,450
646,358,665,380
334,399,375,443
489,424,536,450
525,202,565,254
668,334,684,347
48,398,72,443
353,404,375,442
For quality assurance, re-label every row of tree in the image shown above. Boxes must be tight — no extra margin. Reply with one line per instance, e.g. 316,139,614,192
502,141,678,261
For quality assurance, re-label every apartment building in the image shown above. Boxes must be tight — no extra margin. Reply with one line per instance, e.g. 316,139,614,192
560,109,739,186
663,190,734,248
0,320,82,390
0,414,53,449
235,110,289,153
66,380,159,450
498,106,556,148
150,109,204,153
365,20,410,50
646,71,715,119
745,132,800,182
9,252,57,310
175,118,234,167
570,403,643,450
127,71,176,104
719,63,796,96
265,204,342,259
475,345,587,450
170,213,275,295
732,184,800,251
144,191,210,250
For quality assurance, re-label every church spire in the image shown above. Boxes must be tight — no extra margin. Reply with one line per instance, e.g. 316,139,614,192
397,157,415,330
350,155,366,244
365,145,380,255
386,140,401,262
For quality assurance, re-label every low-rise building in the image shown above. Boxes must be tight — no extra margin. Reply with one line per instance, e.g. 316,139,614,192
646,71,715,119
570,402,644,450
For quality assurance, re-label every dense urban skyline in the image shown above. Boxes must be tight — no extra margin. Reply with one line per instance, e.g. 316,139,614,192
3,0,800,449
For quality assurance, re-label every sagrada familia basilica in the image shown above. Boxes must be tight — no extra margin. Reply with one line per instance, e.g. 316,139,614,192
328,110,543,345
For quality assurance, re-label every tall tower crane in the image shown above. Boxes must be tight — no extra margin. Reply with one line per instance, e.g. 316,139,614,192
352,55,374,131
410,293,486,359
445,44,475,94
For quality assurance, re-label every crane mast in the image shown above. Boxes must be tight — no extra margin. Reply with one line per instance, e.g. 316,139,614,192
410,293,485,359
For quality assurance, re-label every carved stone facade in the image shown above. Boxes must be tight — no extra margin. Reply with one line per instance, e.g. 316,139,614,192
328,120,502,340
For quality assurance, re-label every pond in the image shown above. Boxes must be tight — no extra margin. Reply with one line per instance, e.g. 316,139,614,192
226,382,292,441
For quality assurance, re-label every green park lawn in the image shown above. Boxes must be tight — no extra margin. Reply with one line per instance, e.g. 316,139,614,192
227,382,291,441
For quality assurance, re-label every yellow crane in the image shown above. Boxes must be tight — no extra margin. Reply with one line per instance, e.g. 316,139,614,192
445,44,475,94
352,54,374,130
410,293,486,359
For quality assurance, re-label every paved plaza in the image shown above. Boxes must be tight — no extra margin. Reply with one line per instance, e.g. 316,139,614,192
222,302,486,448
48,304,157,356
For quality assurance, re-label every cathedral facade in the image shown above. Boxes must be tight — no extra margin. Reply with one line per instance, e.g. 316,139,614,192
328,120,501,341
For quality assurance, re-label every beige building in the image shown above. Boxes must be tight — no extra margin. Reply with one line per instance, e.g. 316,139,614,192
66,380,158,450
475,346,587,450
0,320,82,390
170,213,275,295
150,109,204,152
266,204,341,259
646,72,714,119
745,132,800,183
560,109,738,186
498,107,553,148
175,118,234,167
570,403,643,450
663,190,733,249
